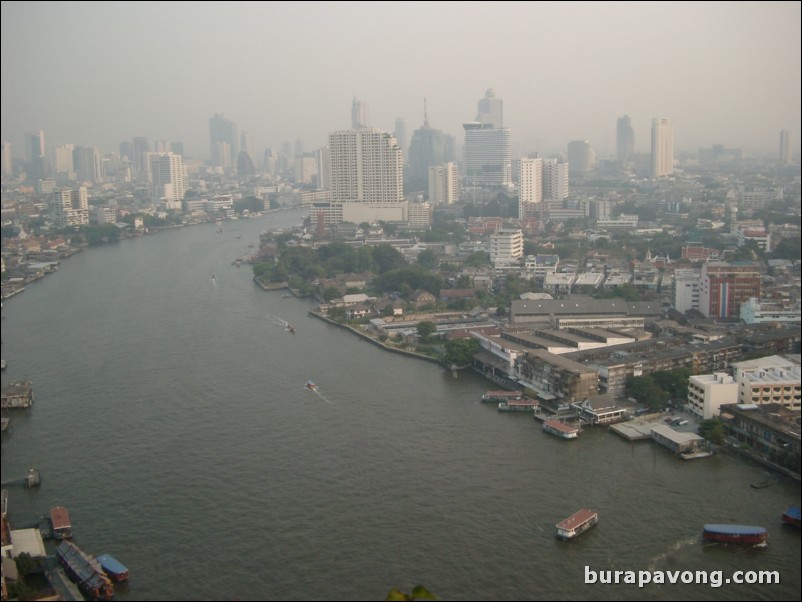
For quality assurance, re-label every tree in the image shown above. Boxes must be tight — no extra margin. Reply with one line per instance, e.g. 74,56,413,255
386,585,438,601
698,419,725,445
624,375,669,410
417,249,438,270
373,245,407,274
416,321,437,340
443,337,480,367
463,251,490,268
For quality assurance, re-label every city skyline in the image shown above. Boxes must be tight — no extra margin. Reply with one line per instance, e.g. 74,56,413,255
1,2,800,160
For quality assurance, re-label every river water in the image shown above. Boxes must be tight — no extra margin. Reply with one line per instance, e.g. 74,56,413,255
1,208,799,601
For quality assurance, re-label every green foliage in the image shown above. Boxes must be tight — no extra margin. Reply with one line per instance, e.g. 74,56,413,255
322,286,341,302
374,266,442,297
592,285,643,302
416,320,437,340
698,419,725,445
650,368,692,401
373,245,407,273
233,196,265,214
416,249,438,270
463,251,490,268
770,237,801,261
625,375,670,410
1,224,19,239
443,337,480,367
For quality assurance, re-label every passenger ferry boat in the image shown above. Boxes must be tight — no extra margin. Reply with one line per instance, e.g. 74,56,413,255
782,505,801,528
542,419,580,439
50,506,72,540
481,390,522,403
498,399,539,412
556,509,598,540
702,524,768,545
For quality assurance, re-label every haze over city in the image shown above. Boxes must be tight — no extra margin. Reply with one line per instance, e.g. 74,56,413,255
2,1,800,159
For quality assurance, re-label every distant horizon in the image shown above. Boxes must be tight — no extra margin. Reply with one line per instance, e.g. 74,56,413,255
2,2,800,161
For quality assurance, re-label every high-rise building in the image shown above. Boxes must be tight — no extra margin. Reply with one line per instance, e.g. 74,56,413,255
518,156,543,220
428,162,460,204
476,88,503,128
132,137,151,177
52,144,75,177
240,131,255,164
26,130,45,164
1,141,12,177
616,115,635,163
394,118,409,160
351,97,370,129
328,128,403,203
407,100,457,194
567,140,595,173
170,142,184,157
779,130,791,164
699,262,761,319
209,114,238,167
50,187,89,227
489,228,523,268
73,146,102,183
542,159,569,201
518,156,544,204
463,124,511,187
463,90,511,188
149,152,185,206
651,117,674,178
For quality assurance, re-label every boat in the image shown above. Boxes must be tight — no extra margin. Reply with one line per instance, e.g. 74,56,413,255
481,390,523,403
50,506,73,539
57,540,114,600
305,380,319,392
97,553,129,582
702,524,768,545
556,509,598,540
542,419,580,439
498,399,539,412
782,505,801,528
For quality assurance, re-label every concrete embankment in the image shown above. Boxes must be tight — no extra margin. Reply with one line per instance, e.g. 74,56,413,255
307,311,443,366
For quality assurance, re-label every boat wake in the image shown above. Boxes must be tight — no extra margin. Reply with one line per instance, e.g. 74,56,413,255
645,536,698,569
304,380,332,404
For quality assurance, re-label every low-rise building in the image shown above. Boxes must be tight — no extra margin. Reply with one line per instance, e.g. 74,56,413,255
687,372,738,420
650,425,706,454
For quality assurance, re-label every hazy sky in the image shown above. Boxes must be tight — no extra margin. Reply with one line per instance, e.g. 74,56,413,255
2,1,800,160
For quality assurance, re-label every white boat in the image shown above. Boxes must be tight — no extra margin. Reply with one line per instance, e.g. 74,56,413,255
542,419,580,439
556,509,598,540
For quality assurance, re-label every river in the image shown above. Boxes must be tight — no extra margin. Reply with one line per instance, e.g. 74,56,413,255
1,208,799,601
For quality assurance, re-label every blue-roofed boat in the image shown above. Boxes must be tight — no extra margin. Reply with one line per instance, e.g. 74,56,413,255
702,524,768,545
97,553,129,582
782,505,801,528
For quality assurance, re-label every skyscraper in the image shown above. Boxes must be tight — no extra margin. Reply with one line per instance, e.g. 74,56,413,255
428,162,460,204
567,140,595,173
26,130,45,164
407,100,456,194
463,90,511,188
542,159,569,201
209,114,238,167
651,118,674,178
394,118,409,160
328,129,403,203
476,88,503,128
149,152,185,205
779,130,791,164
1,141,12,178
351,97,370,129
518,156,543,220
616,115,635,163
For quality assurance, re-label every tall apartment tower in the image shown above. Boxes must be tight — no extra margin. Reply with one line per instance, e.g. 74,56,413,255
26,130,45,164
351,97,370,129
428,162,460,204
616,115,635,163
651,118,674,178
518,156,543,220
463,89,511,188
328,128,403,203
699,261,761,319
209,114,238,167
73,146,102,183
542,159,569,201
50,187,89,228
779,130,791,164
149,152,186,205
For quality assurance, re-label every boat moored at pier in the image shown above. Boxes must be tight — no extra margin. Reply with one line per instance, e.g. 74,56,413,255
57,540,114,600
97,553,129,582
50,506,72,540
782,505,801,528
542,419,580,439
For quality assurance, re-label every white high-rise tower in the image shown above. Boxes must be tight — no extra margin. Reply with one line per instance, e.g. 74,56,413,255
651,117,674,178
